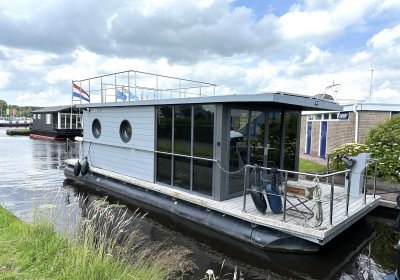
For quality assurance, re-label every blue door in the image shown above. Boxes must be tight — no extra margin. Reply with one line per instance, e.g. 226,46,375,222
320,121,327,158
306,122,312,154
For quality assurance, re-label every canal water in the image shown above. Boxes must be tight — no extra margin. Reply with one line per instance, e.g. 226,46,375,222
0,127,398,280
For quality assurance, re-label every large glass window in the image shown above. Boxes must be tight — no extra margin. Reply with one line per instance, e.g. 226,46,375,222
173,156,190,190
193,159,213,195
193,105,214,158
156,104,214,197
174,105,192,155
227,109,285,196
266,111,282,169
249,111,265,166
283,112,299,172
156,154,171,185
157,106,172,152
229,109,249,195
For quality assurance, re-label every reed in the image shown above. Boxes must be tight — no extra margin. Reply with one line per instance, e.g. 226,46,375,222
0,194,195,279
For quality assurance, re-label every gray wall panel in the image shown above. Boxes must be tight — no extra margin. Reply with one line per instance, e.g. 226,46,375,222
81,106,155,182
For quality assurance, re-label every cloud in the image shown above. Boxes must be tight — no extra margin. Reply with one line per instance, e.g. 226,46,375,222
278,0,378,41
0,0,400,107
15,87,70,106
351,51,372,64
0,71,10,88
368,24,400,49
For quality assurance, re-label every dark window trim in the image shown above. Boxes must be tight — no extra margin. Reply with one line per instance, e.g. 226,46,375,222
92,118,101,139
119,119,132,143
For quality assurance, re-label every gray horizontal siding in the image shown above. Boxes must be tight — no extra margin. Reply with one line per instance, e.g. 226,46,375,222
82,106,155,182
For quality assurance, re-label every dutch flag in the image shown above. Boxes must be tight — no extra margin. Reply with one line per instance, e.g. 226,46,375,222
72,82,90,102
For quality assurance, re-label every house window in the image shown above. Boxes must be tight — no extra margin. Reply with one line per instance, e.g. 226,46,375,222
338,112,349,120
391,111,400,117
155,104,215,196
38,114,41,119
33,114,36,119
331,113,338,120
119,120,132,143
46,114,52,125
92,119,101,139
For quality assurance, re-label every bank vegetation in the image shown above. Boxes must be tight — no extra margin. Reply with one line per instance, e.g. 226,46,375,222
0,200,194,279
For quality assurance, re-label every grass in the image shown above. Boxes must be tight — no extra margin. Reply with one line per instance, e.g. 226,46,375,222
6,128,30,136
0,199,194,280
299,158,327,174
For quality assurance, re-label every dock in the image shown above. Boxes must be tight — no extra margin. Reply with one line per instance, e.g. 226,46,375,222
6,128,30,136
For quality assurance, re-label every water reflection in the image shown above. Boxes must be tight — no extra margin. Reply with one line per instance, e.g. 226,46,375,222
62,178,398,280
0,127,399,280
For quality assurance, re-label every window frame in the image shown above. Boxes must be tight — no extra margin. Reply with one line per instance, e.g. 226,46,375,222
119,119,132,143
155,104,215,197
92,118,101,139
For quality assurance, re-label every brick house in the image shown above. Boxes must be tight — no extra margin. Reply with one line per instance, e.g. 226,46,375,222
300,103,400,159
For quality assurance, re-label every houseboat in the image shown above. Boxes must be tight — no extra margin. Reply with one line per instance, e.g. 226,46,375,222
30,106,82,140
0,116,33,127
64,70,380,252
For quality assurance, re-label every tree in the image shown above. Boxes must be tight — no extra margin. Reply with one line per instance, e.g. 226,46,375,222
0,99,7,116
365,115,400,183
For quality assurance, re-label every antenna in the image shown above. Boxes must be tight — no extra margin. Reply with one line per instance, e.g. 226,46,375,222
369,69,374,103
320,81,341,100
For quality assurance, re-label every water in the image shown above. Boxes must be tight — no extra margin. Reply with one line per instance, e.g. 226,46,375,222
0,127,398,280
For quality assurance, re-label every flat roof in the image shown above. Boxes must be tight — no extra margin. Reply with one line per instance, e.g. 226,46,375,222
32,105,75,113
76,92,342,111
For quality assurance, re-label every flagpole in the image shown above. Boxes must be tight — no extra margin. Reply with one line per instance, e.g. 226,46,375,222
71,81,74,130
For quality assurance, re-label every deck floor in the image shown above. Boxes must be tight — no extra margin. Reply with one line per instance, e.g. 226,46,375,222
66,159,380,244
219,182,379,243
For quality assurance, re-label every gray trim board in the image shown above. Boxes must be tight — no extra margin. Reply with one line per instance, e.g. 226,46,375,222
77,92,342,112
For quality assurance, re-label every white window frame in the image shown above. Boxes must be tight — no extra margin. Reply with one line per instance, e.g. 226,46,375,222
46,114,52,124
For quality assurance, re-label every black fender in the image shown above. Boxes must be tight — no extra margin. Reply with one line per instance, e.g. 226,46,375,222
73,161,81,176
265,185,282,214
250,184,268,214
80,159,89,176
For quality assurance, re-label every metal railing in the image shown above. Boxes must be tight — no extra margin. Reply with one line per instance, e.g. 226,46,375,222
72,70,217,104
242,163,378,227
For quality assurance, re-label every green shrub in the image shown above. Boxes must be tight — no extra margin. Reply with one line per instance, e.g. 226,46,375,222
328,143,370,171
365,115,400,183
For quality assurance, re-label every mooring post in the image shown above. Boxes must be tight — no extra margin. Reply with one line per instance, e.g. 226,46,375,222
345,171,351,217
242,166,248,212
282,172,288,223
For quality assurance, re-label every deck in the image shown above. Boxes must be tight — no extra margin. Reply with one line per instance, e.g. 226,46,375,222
65,159,380,245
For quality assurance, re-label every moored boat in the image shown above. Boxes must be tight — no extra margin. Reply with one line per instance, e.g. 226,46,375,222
30,106,82,140
64,70,380,252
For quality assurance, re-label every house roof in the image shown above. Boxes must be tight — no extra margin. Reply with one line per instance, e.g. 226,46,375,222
342,103,400,112
32,105,76,113
76,92,342,111
302,102,400,115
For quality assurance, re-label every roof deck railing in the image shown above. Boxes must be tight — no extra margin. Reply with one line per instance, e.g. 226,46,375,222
72,70,217,104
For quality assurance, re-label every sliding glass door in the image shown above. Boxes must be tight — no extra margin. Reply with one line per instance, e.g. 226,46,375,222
228,108,290,196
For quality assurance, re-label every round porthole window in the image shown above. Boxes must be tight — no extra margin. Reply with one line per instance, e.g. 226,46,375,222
92,119,101,139
120,120,132,143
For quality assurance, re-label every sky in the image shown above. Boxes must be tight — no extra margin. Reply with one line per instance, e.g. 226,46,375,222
0,0,400,107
